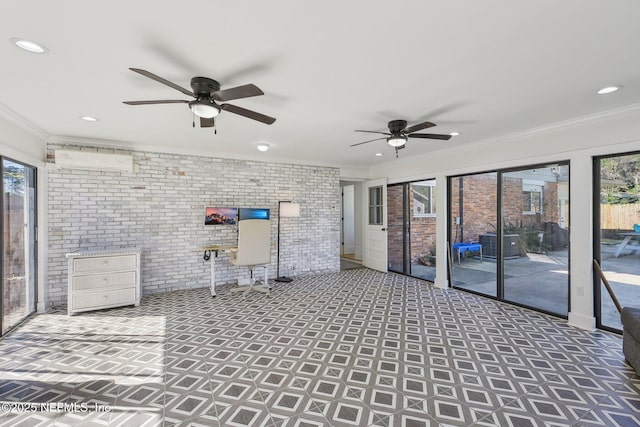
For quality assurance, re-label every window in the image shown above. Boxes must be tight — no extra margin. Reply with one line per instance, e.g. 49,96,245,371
523,180,544,215
368,185,383,225
413,180,436,217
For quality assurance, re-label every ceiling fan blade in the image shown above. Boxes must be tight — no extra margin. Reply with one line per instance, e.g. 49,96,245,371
213,84,264,102
129,68,193,97
404,121,436,134
350,137,386,147
200,117,215,128
355,130,391,136
220,104,276,125
123,100,189,105
408,133,452,140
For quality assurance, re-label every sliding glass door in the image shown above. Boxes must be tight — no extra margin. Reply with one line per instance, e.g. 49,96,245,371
449,163,569,317
2,158,37,335
388,179,437,282
594,152,640,331
449,173,498,297
502,166,569,315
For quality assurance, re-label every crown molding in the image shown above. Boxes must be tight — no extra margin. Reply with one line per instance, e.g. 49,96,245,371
372,102,640,174
469,102,640,147
0,102,49,141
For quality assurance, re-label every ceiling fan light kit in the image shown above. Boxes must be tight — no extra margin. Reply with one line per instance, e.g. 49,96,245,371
189,99,220,118
387,135,407,147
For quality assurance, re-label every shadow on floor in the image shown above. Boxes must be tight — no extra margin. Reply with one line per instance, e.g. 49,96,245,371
340,258,363,270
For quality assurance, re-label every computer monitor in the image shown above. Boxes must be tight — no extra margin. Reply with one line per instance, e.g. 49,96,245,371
204,207,238,225
238,208,270,221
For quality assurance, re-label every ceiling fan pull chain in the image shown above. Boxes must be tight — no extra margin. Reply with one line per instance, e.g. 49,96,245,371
192,112,195,128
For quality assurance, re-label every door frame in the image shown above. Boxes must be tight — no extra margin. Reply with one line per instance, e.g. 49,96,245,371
0,156,38,336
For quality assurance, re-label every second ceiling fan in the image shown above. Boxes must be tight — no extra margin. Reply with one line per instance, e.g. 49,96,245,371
123,68,276,129
352,119,451,157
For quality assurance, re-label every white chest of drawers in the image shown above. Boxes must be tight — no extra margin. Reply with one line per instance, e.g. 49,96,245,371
66,248,141,315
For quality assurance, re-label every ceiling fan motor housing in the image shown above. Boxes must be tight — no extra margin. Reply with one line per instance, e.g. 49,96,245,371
191,77,220,95
388,119,408,133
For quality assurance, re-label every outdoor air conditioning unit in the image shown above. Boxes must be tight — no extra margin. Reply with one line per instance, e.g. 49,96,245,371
54,149,133,172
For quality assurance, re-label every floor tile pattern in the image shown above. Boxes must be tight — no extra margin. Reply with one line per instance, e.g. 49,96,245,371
0,269,638,426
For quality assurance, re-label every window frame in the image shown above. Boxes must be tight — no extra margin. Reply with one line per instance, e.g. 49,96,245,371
412,180,436,218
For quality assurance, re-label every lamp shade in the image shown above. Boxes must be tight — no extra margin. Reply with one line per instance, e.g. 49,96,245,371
280,202,300,218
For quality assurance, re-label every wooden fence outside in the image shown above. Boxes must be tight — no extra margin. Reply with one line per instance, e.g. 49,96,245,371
601,203,640,230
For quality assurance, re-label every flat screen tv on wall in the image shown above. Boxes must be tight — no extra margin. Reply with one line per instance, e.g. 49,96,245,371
205,207,238,225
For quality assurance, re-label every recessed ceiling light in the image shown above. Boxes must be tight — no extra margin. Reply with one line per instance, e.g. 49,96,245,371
10,38,48,54
80,116,98,122
256,143,270,152
449,132,460,137
597,85,622,95
375,153,383,157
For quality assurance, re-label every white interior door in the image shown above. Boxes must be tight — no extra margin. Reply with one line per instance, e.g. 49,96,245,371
364,178,387,272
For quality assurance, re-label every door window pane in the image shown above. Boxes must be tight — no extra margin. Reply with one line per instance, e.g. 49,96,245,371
368,186,383,225
503,165,569,316
387,184,405,273
450,173,497,297
597,153,640,331
387,180,438,282
409,180,437,281
2,159,36,334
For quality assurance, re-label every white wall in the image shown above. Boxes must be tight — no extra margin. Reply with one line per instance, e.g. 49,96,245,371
46,143,341,307
0,109,47,161
370,105,640,330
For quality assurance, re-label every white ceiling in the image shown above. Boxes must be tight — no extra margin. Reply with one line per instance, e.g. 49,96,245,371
1,1,640,170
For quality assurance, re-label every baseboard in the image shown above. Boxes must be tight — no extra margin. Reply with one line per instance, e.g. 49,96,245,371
37,302,47,313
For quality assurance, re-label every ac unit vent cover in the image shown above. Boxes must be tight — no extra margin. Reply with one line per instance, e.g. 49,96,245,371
54,150,133,172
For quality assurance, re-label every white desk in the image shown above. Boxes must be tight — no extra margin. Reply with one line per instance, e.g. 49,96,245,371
202,245,270,296
203,245,235,296
614,232,640,257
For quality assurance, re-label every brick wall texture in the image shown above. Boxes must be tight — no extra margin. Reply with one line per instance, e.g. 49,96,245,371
450,173,559,243
46,144,341,307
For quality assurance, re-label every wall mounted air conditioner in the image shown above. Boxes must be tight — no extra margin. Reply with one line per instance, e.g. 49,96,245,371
54,149,133,172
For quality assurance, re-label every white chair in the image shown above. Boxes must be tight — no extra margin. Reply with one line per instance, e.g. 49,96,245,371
230,218,271,295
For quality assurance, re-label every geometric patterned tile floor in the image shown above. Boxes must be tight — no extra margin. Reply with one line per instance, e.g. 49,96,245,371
0,269,638,426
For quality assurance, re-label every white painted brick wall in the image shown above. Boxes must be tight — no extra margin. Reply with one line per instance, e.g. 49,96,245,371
47,144,341,307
